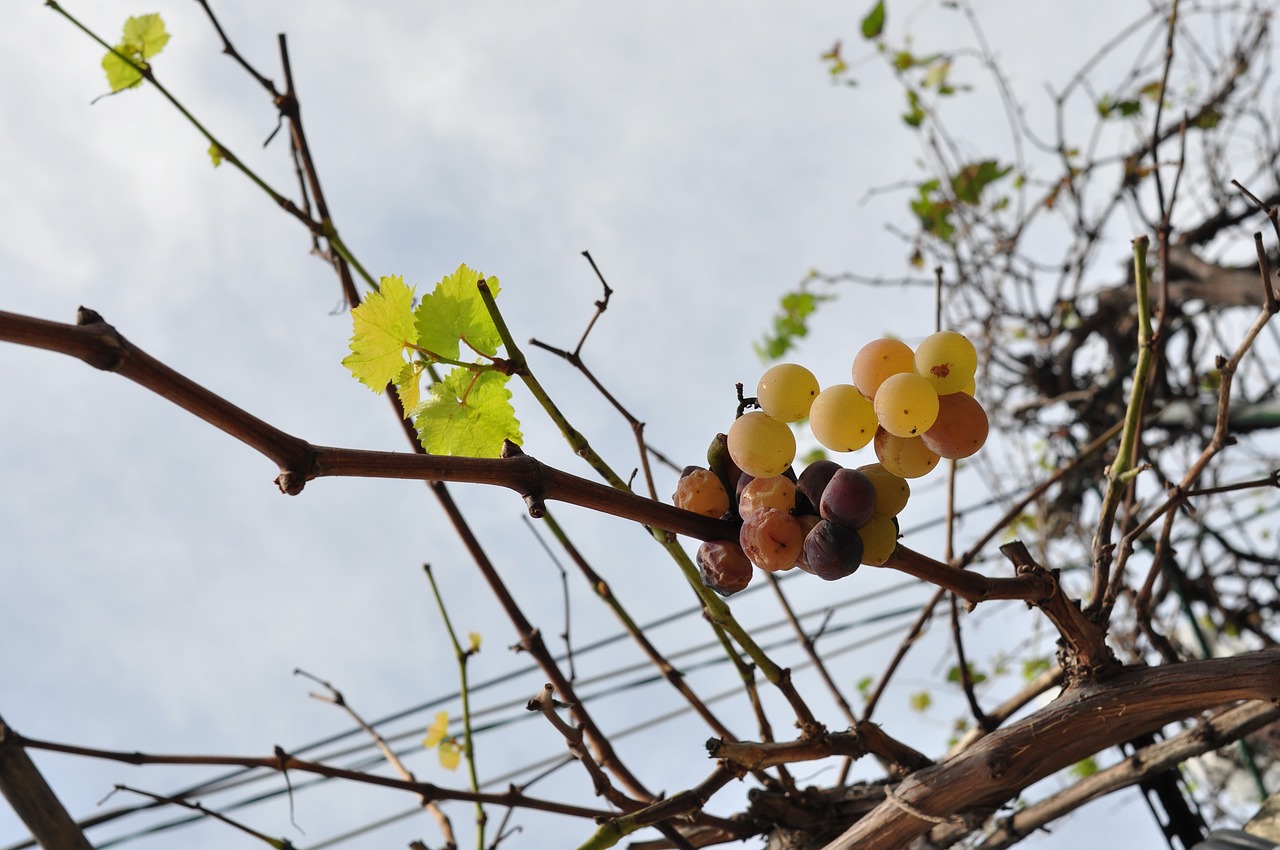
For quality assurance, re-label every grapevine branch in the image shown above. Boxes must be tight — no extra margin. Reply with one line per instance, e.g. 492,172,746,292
10,735,615,821
822,647,1280,850
0,306,1056,609
0,713,93,850
931,700,1280,849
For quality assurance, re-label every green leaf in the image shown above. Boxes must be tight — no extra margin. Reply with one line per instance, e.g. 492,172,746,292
754,288,831,361
208,143,224,168
412,367,522,457
856,676,874,699
438,739,462,771
422,711,449,748
902,89,926,128
860,0,886,39
1193,109,1221,129
101,14,169,93
342,275,418,392
1069,756,1099,778
945,663,987,685
950,160,1012,205
1021,657,1052,681
414,264,503,362
909,690,932,712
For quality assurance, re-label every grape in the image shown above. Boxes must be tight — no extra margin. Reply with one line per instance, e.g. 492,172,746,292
873,428,940,478
757,363,820,423
739,475,797,519
706,433,743,502
852,338,915,399
792,513,823,573
673,467,730,518
802,519,863,581
796,459,842,512
874,372,939,437
739,508,804,572
809,384,878,452
914,331,978,395
855,462,910,517
921,391,989,459
818,467,877,530
697,541,753,596
857,513,899,566
727,411,796,479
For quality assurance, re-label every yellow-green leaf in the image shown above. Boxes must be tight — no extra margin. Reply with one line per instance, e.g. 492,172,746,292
394,360,424,415
101,14,170,93
123,13,170,59
414,264,503,362
102,46,144,92
411,367,522,457
438,739,462,771
343,275,417,392
208,143,224,168
422,711,449,748
468,632,482,653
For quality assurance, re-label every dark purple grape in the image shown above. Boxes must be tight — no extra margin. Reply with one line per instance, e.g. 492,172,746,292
797,459,842,512
696,540,753,596
819,468,877,530
802,519,863,581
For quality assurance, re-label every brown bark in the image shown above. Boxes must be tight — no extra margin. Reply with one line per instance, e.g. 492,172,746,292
822,647,1280,849
0,714,93,850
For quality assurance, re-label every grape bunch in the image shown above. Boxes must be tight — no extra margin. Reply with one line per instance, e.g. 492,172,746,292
674,331,989,595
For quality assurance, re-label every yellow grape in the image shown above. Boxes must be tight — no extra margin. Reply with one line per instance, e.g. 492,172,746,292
874,372,939,437
858,513,899,566
914,331,978,395
873,428,940,478
727,411,796,478
757,363,820,423
921,391,989,459
855,462,910,517
853,338,915,399
809,384,878,452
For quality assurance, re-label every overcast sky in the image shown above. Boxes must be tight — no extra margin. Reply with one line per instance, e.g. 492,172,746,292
0,2,1190,849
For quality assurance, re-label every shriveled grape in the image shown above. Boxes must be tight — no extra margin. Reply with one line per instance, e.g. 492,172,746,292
819,467,877,530
802,519,863,581
739,508,804,572
727,411,796,479
809,384,877,451
757,363,820,423
697,541,753,596
739,475,797,519
921,391,989,459
673,467,730,518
